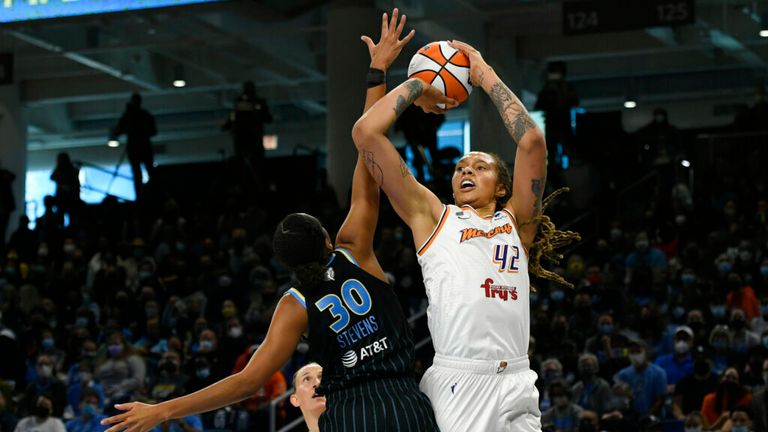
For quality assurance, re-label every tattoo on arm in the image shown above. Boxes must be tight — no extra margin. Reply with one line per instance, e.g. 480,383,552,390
531,177,545,215
398,156,412,178
362,150,385,187
488,82,536,144
393,79,424,117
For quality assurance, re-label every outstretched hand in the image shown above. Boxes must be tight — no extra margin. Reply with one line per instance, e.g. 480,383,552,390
448,40,492,88
361,8,415,71
101,402,164,432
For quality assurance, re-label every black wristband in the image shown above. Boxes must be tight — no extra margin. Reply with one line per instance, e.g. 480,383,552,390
366,68,386,88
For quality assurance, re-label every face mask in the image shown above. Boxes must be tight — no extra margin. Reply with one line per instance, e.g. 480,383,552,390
63,244,76,254
684,428,702,432
599,324,614,335
108,344,124,357
228,327,243,338
38,247,49,257
762,335,768,348
75,317,89,327
681,273,696,285
718,262,733,274
579,367,595,380
553,396,568,408
81,351,96,359
694,360,710,376
550,290,565,302
82,403,98,418
675,341,690,354
731,427,749,432
144,307,158,318
41,338,55,349
138,271,152,281
630,353,645,366
740,251,753,262
159,361,177,374
78,372,92,383
544,370,562,381
713,339,728,350
675,215,686,225
530,292,539,303
710,305,726,318
672,307,686,319
221,306,236,318
610,228,622,240
200,340,214,351
38,365,53,378
761,266,768,277
35,404,51,418
196,368,210,379
635,240,649,251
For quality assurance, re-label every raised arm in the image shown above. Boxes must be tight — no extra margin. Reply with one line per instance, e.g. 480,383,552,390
352,78,456,247
450,40,547,248
336,9,413,280
102,296,307,432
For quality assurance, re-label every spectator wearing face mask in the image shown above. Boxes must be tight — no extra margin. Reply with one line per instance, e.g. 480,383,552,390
614,339,668,417
709,325,732,375
65,390,106,432
66,360,104,419
585,314,631,379
571,353,616,415
95,332,145,407
729,405,754,432
729,308,760,355
682,411,706,432
672,351,717,419
687,310,709,347
751,359,768,431
655,326,694,391
14,395,65,432
186,357,216,393
148,351,189,402
190,329,224,381
542,380,583,432
700,367,752,428
625,232,668,285
576,410,599,432
22,355,67,418
218,317,248,371
538,358,565,412
727,274,761,322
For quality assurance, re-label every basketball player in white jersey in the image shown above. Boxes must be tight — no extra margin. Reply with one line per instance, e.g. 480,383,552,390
352,41,577,431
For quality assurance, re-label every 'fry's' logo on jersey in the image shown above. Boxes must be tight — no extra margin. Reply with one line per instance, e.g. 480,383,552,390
459,224,512,243
481,278,518,301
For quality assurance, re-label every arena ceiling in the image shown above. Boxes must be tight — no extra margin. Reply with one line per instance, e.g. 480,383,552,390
2,0,766,154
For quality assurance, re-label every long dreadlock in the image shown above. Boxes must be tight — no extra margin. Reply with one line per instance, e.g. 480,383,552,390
486,153,581,289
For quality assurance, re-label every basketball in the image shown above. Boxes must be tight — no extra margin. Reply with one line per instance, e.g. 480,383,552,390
407,41,473,105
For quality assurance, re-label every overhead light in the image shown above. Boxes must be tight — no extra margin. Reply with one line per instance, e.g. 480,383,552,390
681,159,691,168
761,30,768,38
107,139,119,148
624,99,637,109
172,79,186,88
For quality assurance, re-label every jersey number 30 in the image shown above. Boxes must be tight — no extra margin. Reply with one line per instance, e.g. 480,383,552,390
315,279,373,333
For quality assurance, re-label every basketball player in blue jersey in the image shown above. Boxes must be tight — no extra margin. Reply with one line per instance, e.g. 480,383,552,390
100,9,438,432
352,41,579,431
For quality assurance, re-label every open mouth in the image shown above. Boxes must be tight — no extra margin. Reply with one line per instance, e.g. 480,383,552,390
460,179,476,191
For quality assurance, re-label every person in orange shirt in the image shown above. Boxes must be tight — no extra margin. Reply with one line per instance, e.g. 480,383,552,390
700,367,752,429
232,344,287,415
726,273,761,321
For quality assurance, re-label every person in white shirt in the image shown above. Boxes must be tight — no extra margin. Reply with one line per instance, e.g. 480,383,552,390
14,395,65,432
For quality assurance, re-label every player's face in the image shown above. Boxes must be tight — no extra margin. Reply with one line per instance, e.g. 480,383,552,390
291,364,326,416
452,152,505,208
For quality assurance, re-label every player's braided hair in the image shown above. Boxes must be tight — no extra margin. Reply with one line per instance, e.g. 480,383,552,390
488,153,581,289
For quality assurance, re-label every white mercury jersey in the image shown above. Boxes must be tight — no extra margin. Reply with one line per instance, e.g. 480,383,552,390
417,204,530,360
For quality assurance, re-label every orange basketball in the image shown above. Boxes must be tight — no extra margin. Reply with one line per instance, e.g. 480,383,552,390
408,41,472,105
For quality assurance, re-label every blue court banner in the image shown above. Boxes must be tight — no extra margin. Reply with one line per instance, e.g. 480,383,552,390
0,0,224,23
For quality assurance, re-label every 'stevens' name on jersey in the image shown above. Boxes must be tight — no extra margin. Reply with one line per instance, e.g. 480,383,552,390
459,223,512,243
480,278,518,301
337,315,379,349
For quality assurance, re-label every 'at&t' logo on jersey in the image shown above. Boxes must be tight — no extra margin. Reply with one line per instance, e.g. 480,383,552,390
459,223,512,243
340,337,390,368
481,278,518,301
